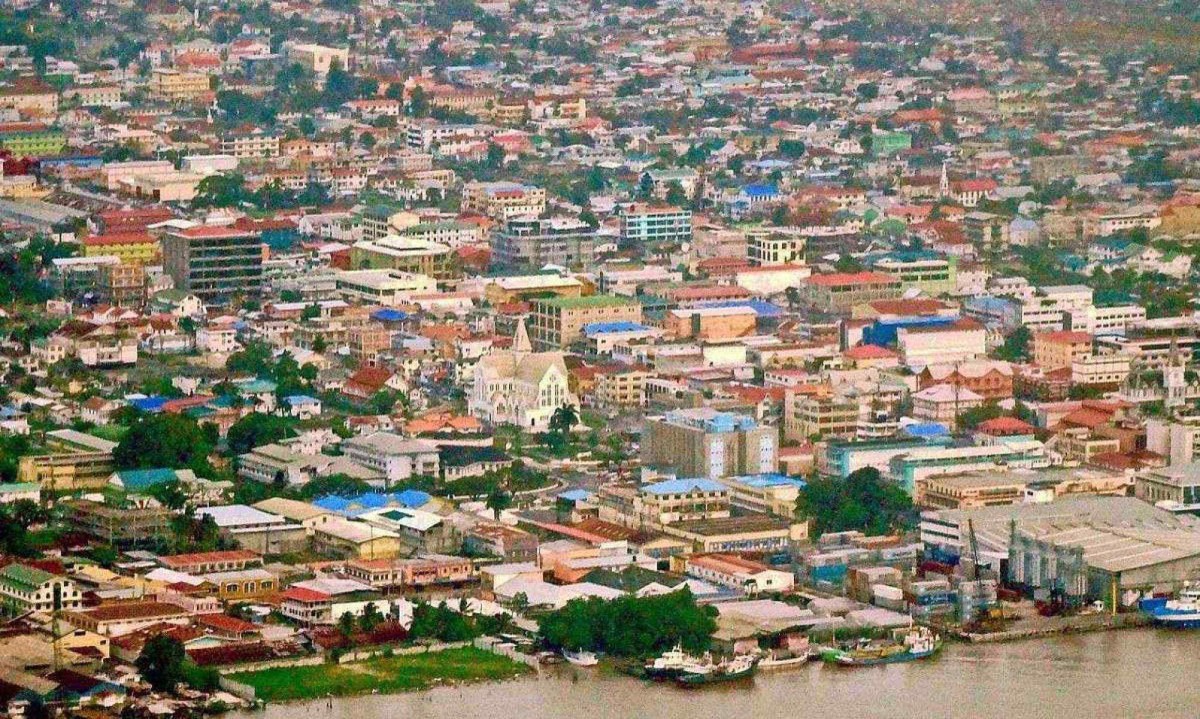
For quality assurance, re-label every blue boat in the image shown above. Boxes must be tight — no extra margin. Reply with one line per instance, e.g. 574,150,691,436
1140,587,1200,628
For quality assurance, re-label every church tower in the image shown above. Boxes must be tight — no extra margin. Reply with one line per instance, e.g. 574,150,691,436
513,317,532,356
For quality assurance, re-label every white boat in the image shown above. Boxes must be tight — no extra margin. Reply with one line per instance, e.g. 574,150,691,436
643,645,694,679
563,648,599,666
757,652,809,670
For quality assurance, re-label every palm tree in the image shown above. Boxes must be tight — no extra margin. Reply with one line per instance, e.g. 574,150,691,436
485,488,513,520
550,404,579,436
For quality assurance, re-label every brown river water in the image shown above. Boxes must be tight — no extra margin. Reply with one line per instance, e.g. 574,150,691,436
236,629,1199,719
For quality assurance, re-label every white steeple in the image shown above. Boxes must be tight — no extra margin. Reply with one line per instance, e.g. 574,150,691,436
513,317,532,355
939,160,950,197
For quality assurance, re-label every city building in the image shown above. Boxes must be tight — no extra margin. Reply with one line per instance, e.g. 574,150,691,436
641,408,778,479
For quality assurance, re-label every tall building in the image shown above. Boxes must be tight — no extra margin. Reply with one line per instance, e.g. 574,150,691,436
162,226,264,302
492,216,596,268
529,295,642,349
619,204,693,249
641,408,778,480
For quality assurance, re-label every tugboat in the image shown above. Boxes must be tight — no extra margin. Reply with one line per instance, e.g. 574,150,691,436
643,645,694,680
563,648,599,666
818,626,941,667
1141,585,1200,628
674,653,758,686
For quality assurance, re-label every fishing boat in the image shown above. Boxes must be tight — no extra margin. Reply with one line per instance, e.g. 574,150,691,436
563,648,599,666
1141,585,1200,628
643,646,695,680
818,627,941,667
757,651,809,671
675,654,758,686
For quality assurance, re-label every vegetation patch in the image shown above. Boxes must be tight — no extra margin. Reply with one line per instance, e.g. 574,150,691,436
228,647,531,702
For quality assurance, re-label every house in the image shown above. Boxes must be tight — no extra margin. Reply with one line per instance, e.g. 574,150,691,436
343,367,407,402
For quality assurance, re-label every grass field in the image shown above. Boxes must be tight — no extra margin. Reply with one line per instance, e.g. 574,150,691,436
228,647,531,702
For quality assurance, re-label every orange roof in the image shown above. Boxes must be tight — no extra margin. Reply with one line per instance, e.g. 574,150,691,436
975,416,1037,435
806,271,897,287
844,344,898,360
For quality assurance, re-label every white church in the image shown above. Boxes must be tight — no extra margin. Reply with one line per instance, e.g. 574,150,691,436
469,319,578,431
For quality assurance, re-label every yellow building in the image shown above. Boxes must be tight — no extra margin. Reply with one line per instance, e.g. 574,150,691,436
149,68,211,102
595,367,652,409
82,232,161,265
0,80,58,116
1032,330,1092,370
18,452,115,491
312,517,403,560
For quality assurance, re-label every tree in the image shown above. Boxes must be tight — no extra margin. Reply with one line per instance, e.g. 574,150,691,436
227,413,295,454
113,414,214,475
664,181,687,207
137,635,187,692
337,609,357,639
193,173,248,208
996,325,1032,362
359,602,383,633
539,589,715,657
485,488,512,520
794,467,913,536
550,404,578,436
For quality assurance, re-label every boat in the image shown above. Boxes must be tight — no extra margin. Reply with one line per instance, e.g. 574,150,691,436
1141,585,1200,628
643,646,695,680
757,651,809,671
563,649,599,666
675,653,758,686
818,627,941,667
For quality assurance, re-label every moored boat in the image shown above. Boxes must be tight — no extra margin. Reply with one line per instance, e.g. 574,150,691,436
818,627,941,667
1141,586,1200,628
643,645,694,680
563,648,599,666
675,654,758,686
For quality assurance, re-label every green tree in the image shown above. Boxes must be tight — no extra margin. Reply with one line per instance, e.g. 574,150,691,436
227,413,295,454
996,325,1032,362
113,414,214,475
136,635,187,692
794,467,912,536
485,488,512,520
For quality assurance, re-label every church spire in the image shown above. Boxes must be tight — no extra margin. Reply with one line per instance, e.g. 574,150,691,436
939,160,950,197
513,317,532,354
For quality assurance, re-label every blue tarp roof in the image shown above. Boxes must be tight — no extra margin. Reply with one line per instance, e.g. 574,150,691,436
584,321,650,334
557,489,593,502
395,489,431,508
642,478,726,495
372,308,409,322
697,299,783,317
732,473,806,489
130,396,168,413
903,422,951,438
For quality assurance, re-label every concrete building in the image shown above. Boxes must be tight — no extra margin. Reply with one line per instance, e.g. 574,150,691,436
341,432,441,486
285,43,350,77
162,226,264,302
529,295,642,350
641,408,778,479
492,215,596,268
619,204,693,248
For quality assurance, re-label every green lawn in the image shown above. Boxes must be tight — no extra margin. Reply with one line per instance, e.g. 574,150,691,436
228,647,531,702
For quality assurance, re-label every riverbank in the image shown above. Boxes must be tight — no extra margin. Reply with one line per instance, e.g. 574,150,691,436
227,646,532,702
229,630,1200,719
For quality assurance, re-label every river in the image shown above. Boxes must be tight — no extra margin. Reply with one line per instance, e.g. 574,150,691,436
236,629,1197,719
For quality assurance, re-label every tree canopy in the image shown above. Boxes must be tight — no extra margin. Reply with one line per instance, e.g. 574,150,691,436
538,589,716,657
113,414,215,475
794,467,913,536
